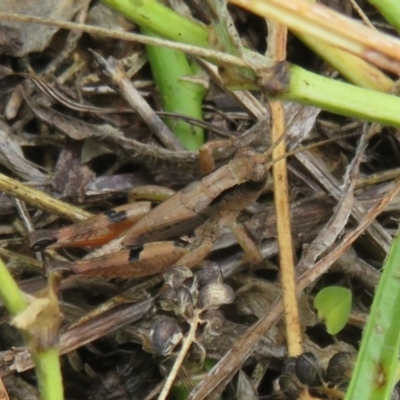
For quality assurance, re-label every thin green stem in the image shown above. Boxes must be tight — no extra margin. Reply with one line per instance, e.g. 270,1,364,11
281,65,400,127
32,350,64,400
0,257,28,315
102,0,208,48
0,259,63,400
142,27,205,150
101,0,400,128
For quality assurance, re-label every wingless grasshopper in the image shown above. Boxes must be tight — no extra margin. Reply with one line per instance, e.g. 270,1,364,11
27,112,352,279
29,143,270,278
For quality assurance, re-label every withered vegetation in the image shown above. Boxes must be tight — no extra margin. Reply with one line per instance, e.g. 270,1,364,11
0,1,399,399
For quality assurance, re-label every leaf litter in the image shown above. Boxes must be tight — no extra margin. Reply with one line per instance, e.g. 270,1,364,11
0,1,399,399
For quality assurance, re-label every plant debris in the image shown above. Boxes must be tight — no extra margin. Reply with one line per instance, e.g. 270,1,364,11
0,1,400,399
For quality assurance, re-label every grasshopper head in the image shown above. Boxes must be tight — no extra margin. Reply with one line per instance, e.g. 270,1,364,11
228,148,268,185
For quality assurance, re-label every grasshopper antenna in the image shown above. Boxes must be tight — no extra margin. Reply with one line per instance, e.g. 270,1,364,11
271,131,363,165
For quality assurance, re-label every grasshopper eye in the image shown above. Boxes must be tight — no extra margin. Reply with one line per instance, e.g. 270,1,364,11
30,237,57,252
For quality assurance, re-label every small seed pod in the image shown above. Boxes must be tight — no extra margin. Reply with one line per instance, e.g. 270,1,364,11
156,286,177,312
326,352,355,389
198,282,234,311
202,309,225,338
295,352,324,387
279,357,304,398
182,275,198,301
279,373,304,399
282,357,297,375
163,266,193,290
149,317,182,356
176,286,195,319
195,263,223,285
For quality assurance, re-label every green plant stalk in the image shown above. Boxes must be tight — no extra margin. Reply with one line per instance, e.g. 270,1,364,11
101,0,259,85
104,0,392,92
32,350,63,400
102,0,400,128
102,0,208,48
0,257,28,315
0,259,63,400
345,231,400,400
142,27,205,150
205,0,256,89
369,0,400,33
279,65,400,127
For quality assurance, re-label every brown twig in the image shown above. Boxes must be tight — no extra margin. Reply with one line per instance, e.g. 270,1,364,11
268,19,303,356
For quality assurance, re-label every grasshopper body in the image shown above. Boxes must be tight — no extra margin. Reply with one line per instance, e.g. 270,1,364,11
31,147,269,277
121,148,267,247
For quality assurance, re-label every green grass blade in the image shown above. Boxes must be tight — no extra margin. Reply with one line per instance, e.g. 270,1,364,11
345,231,400,400
102,0,208,47
102,0,400,128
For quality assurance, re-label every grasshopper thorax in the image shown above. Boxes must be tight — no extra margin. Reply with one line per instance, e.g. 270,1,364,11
231,148,268,184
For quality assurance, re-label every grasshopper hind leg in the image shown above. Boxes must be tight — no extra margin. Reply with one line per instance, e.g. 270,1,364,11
229,221,263,265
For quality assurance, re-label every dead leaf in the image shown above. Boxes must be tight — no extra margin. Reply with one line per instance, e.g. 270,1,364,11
11,273,63,351
3,375,39,400
81,137,113,163
0,0,83,56
86,2,135,34
12,296,49,330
